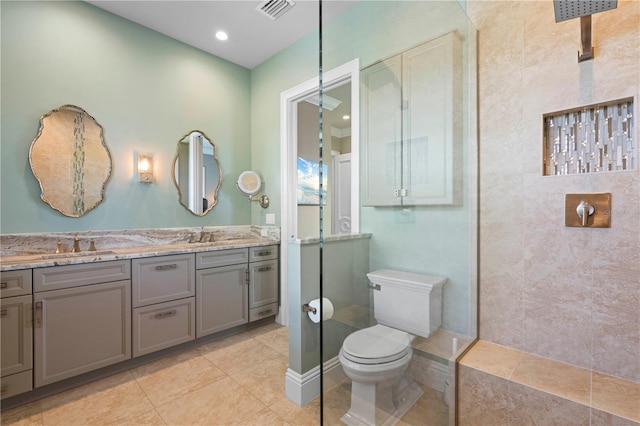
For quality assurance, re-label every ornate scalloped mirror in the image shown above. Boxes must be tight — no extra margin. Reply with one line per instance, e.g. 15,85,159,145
29,104,112,217
172,130,222,216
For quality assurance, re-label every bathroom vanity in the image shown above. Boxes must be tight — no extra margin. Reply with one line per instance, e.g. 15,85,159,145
0,226,280,403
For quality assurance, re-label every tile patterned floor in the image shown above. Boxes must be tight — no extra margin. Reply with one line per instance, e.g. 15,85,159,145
0,323,448,426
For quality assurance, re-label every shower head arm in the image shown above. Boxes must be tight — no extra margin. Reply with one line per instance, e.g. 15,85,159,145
578,15,593,62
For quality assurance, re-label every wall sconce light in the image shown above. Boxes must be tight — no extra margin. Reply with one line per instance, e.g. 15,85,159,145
136,152,154,183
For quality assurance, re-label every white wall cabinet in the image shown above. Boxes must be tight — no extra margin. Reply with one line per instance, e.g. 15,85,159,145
33,261,131,388
132,254,195,357
362,31,462,206
1,270,33,400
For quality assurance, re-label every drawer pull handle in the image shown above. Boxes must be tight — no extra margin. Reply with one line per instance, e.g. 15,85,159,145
257,266,272,272
256,251,271,257
35,302,43,325
1,281,8,289
0,309,7,317
152,310,177,319
155,264,177,271
257,308,273,316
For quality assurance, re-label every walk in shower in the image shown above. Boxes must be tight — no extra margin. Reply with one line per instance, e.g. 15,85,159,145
290,1,478,424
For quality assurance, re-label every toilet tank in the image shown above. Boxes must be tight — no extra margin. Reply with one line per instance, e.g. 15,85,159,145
368,269,446,338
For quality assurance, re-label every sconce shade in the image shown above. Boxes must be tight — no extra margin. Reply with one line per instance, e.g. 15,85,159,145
137,152,154,183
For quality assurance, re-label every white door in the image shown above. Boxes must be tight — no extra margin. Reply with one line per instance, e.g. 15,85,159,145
332,152,351,234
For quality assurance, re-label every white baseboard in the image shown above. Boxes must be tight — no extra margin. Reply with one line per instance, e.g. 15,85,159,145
285,356,346,406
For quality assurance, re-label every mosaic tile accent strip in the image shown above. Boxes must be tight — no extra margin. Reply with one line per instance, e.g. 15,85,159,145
543,98,635,175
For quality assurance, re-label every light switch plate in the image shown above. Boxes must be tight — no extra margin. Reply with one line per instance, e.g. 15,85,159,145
565,193,611,227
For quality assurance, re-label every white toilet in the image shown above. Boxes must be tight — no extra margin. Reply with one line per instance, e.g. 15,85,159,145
339,269,446,426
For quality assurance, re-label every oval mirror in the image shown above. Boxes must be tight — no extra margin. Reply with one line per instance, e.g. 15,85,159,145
29,104,112,217
172,130,221,216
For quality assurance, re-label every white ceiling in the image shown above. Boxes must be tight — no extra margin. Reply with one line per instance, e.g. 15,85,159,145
87,0,357,70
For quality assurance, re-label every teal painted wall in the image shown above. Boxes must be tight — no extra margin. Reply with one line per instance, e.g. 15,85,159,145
252,1,476,335
1,1,252,233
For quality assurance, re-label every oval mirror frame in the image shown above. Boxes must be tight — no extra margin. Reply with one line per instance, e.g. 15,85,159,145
29,104,112,217
172,130,222,216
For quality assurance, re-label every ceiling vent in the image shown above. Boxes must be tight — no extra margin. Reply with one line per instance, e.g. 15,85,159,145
256,0,295,20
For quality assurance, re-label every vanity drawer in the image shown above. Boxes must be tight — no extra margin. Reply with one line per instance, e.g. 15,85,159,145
132,297,195,357
249,302,279,322
132,254,195,308
34,260,130,292
249,245,278,262
1,370,32,400
196,248,248,270
0,269,32,298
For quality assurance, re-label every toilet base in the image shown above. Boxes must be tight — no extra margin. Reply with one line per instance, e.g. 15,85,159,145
340,374,424,426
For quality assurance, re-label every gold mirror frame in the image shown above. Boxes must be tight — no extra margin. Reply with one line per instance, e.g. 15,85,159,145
172,130,222,216
29,105,112,217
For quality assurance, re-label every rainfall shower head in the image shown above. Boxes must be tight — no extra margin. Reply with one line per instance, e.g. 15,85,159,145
553,0,618,23
553,0,618,62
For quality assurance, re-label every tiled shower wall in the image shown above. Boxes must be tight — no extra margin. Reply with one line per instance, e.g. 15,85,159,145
468,0,640,382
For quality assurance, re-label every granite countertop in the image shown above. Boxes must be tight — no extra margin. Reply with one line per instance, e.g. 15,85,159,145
0,226,280,271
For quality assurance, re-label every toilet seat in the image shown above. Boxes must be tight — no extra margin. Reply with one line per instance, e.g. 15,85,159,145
341,325,411,365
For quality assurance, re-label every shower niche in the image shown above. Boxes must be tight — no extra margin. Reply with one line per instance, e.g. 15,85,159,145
543,97,635,175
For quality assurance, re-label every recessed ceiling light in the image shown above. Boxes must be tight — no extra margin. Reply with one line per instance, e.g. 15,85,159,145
215,31,228,41
343,115,350,120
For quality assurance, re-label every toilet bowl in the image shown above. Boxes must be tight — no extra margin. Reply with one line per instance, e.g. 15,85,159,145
339,269,446,426
339,325,422,426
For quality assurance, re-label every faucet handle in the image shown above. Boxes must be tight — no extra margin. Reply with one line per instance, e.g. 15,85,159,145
56,241,64,254
199,232,208,243
89,240,97,251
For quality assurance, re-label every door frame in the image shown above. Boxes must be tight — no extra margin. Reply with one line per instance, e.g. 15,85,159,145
278,58,360,326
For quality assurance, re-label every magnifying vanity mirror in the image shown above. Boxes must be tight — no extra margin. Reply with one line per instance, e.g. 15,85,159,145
237,170,270,208
172,130,222,216
29,104,112,217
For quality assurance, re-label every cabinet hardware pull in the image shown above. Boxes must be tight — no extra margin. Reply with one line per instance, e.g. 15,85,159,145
0,309,7,317
256,251,271,256
368,283,381,291
0,281,8,289
155,264,177,271
257,308,273,316
152,310,177,319
35,302,43,325
257,266,272,272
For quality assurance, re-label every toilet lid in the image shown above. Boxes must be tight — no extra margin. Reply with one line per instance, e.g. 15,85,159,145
342,325,411,365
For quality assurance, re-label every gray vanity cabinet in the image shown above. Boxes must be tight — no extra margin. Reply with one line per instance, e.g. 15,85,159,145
131,254,195,357
1,269,33,399
196,249,249,337
33,261,131,388
248,246,279,321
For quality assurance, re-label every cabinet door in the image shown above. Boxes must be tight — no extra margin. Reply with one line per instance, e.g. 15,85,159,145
402,32,460,205
34,280,131,387
362,55,403,206
1,295,33,378
196,264,248,338
248,259,279,310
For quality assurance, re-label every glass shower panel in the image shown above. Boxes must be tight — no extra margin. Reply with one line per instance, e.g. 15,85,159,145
319,2,478,425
